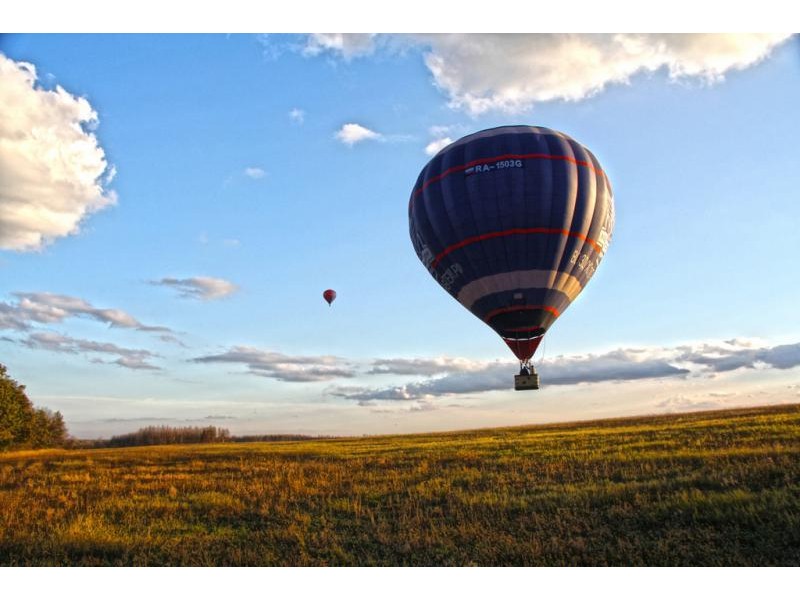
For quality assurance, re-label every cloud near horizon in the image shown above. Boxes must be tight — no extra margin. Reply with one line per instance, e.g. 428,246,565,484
368,356,492,376
191,346,357,382
191,337,800,402
301,34,793,115
0,53,116,251
329,339,800,403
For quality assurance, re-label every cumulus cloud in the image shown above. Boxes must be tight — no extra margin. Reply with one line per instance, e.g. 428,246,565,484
426,126,457,156
244,167,266,179
19,331,161,370
300,34,793,115
335,123,383,146
191,346,356,382
302,34,380,60
288,108,305,124
420,33,793,115
0,53,116,251
151,276,239,301
1,292,173,334
425,136,453,156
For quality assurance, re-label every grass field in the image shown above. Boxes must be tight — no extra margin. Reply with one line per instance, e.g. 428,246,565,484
1,404,799,566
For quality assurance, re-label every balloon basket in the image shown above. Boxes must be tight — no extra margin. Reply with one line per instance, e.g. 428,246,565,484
514,372,540,391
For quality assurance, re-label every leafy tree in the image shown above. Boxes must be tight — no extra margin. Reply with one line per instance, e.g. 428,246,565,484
29,408,67,448
0,363,34,450
0,363,67,451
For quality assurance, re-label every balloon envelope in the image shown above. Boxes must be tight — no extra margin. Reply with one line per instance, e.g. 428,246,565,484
408,125,614,361
323,289,337,306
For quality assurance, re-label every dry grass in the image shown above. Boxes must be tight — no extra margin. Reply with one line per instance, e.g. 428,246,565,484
1,404,799,566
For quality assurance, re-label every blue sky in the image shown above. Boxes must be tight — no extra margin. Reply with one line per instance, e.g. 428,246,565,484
2,33,799,437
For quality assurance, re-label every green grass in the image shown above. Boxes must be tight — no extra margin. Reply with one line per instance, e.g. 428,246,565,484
1,404,799,566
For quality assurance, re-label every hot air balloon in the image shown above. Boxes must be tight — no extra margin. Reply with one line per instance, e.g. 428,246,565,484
323,289,337,306
408,126,614,390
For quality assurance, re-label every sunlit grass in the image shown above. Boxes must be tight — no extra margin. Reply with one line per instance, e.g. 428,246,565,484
1,404,798,565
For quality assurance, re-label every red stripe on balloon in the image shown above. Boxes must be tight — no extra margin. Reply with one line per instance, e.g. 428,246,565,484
409,152,604,206
484,304,561,321
504,326,547,333
431,228,601,269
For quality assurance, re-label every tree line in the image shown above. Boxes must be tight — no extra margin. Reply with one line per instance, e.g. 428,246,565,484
106,425,231,447
2,363,326,452
1,363,67,451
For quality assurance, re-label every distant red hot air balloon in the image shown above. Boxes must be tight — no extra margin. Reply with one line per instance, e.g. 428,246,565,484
323,289,337,306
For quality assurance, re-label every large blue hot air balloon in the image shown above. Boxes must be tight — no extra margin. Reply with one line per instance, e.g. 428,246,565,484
408,125,614,389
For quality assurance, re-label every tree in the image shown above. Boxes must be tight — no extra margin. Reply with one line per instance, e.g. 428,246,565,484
0,363,68,451
0,363,34,450
29,408,67,448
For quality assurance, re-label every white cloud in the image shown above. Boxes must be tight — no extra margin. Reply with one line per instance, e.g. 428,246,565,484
425,125,460,155
0,53,116,251
675,340,800,373
288,108,305,124
329,338,800,403
186,336,800,399
109,356,161,371
151,276,238,301
302,34,379,60
191,346,357,382
425,136,453,156
1,292,173,334
244,167,266,179
300,33,793,116
19,331,161,371
0,302,30,330
335,123,382,146
368,356,490,376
